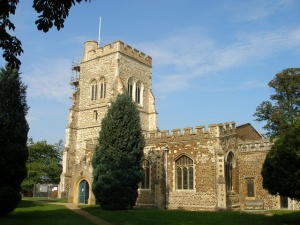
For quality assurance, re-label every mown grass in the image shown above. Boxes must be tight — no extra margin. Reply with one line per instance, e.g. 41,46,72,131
22,197,68,203
1,199,300,225
80,205,300,225
0,200,95,225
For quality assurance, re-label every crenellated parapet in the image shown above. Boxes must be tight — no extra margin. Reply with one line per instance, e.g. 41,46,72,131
210,121,236,137
146,126,208,141
238,140,273,152
145,122,236,143
83,40,152,66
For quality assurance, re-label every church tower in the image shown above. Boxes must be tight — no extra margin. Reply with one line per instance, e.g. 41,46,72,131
59,40,158,204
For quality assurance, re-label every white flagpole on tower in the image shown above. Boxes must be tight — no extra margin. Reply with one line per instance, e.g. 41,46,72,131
98,16,102,47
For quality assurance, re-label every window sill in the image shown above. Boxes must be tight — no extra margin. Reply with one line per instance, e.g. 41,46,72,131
138,189,151,192
245,197,256,200
89,98,106,105
175,189,195,193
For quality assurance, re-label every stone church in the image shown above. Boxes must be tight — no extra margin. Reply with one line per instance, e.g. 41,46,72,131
59,40,299,210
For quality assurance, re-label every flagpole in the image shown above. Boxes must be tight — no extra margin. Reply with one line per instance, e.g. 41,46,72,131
98,16,102,47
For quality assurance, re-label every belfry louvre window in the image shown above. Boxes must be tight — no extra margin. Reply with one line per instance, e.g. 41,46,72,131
127,78,133,98
141,159,150,189
176,155,194,190
91,80,98,100
100,78,106,99
135,81,141,104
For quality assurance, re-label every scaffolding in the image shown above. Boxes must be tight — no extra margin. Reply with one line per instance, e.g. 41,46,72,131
71,61,80,90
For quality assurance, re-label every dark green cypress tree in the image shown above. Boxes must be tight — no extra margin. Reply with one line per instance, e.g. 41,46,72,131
92,93,145,210
0,65,29,217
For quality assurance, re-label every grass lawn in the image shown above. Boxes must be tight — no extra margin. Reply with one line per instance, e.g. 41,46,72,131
1,199,300,225
80,205,300,225
0,200,95,225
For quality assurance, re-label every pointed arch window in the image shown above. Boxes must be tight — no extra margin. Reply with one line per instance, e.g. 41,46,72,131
91,80,98,100
141,159,150,189
135,81,141,104
176,155,194,190
225,152,234,192
128,78,133,99
100,78,106,99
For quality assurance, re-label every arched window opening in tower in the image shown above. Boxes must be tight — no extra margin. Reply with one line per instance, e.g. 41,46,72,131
91,80,98,100
128,78,134,99
136,82,141,104
100,78,106,99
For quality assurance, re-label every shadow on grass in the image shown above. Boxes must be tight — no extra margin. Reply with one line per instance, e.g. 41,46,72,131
80,205,300,225
0,200,96,225
22,197,68,203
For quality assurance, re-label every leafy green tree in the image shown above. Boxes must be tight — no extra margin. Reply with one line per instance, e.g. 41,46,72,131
21,138,63,196
261,118,300,200
0,65,29,217
254,68,300,139
92,93,145,210
0,0,92,69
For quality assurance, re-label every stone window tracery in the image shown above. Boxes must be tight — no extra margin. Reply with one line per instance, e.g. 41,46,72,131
127,78,134,99
91,80,98,100
100,78,106,99
135,81,141,104
176,155,194,190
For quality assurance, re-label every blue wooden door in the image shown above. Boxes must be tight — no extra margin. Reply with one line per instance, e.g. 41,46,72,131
79,180,87,204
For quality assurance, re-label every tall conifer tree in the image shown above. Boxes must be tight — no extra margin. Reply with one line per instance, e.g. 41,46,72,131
0,65,29,217
92,93,145,210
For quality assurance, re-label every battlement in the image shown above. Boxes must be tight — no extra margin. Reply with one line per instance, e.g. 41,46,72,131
238,140,273,152
83,40,152,66
145,122,236,141
212,122,236,137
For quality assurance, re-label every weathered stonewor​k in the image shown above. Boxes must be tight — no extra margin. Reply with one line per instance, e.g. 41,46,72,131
59,40,300,211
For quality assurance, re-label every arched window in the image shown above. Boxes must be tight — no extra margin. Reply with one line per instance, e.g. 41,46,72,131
91,80,97,100
100,78,106,99
141,159,150,189
225,152,234,192
135,81,141,104
176,155,194,190
127,78,133,99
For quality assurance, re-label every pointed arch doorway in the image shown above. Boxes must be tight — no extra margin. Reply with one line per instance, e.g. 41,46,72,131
225,152,239,209
79,180,89,204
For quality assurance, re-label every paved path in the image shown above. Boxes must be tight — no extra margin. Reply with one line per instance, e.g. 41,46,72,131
36,201,114,225
64,203,114,225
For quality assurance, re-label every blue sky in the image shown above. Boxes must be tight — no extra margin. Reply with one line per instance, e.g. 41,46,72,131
1,0,299,144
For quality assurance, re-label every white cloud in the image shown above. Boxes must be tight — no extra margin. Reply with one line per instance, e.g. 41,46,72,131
154,74,190,93
226,0,295,22
20,25,300,101
235,81,267,90
137,25,300,94
22,58,73,102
